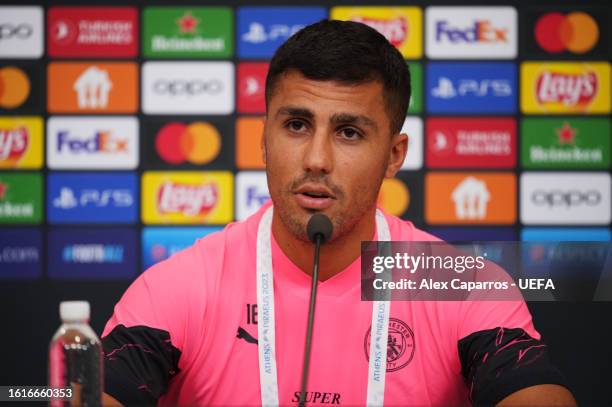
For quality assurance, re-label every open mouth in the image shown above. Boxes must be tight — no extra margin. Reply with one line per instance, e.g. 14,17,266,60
294,184,336,210
301,191,330,199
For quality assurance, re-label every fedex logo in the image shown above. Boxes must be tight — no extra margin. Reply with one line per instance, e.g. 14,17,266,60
236,171,269,220
247,186,269,207
47,173,137,224
426,7,517,59
435,20,507,43
47,116,138,169
57,131,128,153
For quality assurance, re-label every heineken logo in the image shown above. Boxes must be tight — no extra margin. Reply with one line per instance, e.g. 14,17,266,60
177,11,199,34
143,7,232,57
0,174,42,223
521,118,610,169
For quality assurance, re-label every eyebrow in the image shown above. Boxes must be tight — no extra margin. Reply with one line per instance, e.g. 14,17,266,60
275,106,378,131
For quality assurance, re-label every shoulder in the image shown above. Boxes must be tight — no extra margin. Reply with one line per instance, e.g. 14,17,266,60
141,201,270,285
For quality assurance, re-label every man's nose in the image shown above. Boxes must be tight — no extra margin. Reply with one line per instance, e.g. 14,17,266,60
302,128,333,175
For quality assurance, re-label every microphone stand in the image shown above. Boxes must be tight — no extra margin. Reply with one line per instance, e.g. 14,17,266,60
298,233,322,407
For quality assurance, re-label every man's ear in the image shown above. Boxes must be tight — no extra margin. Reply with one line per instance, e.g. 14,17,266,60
385,132,408,178
261,117,267,165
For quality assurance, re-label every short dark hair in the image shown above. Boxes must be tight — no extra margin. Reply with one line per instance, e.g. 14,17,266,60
265,19,411,135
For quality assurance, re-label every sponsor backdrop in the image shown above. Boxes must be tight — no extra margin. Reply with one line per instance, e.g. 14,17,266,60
0,0,610,402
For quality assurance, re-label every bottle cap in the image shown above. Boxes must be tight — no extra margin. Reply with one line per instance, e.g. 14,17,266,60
59,301,90,322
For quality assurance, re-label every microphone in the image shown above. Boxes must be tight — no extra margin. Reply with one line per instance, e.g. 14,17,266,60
299,214,333,407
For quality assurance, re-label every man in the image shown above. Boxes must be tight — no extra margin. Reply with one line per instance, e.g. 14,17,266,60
101,20,576,406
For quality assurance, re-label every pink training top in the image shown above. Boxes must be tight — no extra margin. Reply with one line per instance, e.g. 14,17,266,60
102,201,565,406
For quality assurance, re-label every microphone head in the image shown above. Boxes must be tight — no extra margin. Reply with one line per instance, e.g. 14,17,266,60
307,213,333,244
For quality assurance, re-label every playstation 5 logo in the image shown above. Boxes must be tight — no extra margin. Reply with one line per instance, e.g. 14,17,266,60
241,22,303,44
53,187,133,209
432,76,512,99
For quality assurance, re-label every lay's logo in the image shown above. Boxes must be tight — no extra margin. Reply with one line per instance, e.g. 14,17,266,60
0,116,42,169
331,7,422,58
536,71,596,106
0,126,28,163
157,181,218,217
142,171,233,224
350,16,407,47
521,62,610,114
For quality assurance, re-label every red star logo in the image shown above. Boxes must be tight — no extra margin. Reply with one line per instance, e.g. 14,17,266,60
0,182,7,200
556,122,576,145
177,11,199,34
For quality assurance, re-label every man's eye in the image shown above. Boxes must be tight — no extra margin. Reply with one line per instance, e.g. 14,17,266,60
339,128,362,140
286,120,306,132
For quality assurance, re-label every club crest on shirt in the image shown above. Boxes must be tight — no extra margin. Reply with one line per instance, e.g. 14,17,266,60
364,318,415,372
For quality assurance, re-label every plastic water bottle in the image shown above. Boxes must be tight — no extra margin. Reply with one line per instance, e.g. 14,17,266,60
49,301,102,406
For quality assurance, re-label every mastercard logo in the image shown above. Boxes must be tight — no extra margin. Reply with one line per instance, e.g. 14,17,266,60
378,178,410,216
535,12,599,54
0,67,30,109
155,122,221,165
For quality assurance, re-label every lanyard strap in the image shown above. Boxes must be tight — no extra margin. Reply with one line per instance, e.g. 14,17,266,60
256,207,391,407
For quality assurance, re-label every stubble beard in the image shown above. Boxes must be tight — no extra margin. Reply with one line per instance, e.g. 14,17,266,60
272,175,385,245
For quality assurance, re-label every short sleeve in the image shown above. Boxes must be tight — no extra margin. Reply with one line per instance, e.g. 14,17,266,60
457,299,569,405
101,244,207,405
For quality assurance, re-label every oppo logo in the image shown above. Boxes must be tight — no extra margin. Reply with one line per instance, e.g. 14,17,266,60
153,79,223,95
0,24,32,40
531,190,601,207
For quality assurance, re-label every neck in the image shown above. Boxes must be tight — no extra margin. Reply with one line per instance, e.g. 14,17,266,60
272,207,376,281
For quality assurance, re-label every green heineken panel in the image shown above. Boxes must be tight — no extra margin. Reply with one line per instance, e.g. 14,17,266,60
143,7,233,58
521,118,610,169
408,62,422,114
0,173,42,224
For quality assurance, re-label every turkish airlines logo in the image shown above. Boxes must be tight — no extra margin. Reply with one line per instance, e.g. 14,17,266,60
237,62,267,114
142,62,234,114
427,118,515,168
536,71,597,107
535,12,599,54
350,16,407,46
48,7,137,57
0,126,28,165
157,181,218,217
521,173,611,225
